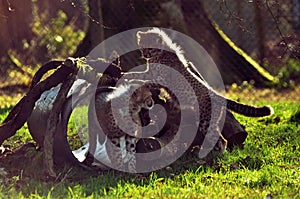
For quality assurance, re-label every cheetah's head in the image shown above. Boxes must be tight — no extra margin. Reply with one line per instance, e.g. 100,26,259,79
131,84,154,111
136,28,187,66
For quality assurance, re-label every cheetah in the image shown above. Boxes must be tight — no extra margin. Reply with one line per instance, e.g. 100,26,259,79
88,82,155,172
123,28,273,158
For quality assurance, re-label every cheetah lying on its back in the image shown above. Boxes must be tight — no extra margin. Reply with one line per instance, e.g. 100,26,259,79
123,28,273,157
88,82,154,172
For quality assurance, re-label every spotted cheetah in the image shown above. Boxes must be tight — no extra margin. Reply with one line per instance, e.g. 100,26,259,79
123,28,273,158
88,82,154,172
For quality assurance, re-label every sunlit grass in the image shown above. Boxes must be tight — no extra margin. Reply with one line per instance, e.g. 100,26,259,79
0,86,299,198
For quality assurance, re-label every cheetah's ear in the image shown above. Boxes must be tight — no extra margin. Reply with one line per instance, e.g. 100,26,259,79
136,31,146,46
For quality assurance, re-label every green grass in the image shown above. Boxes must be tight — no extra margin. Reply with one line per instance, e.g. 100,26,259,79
0,87,299,198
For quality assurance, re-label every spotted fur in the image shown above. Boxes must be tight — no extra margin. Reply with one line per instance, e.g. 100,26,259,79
93,83,154,172
124,28,273,158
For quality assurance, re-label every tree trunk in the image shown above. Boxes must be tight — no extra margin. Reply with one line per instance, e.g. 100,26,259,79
254,0,266,65
181,0,274,86
74,0,275,86
73,0,105,57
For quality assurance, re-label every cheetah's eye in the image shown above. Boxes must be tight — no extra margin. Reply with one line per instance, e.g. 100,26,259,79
132,91,138,99
145,98,154,109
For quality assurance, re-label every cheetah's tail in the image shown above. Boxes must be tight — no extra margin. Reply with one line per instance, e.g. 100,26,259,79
227,99,274,117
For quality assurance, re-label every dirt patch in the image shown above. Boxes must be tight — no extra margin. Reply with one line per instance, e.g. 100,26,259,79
0,143,101,184
0,143,46,181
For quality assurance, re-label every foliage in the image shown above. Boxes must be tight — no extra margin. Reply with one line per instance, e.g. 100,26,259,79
30,5,85,61
6,2,85,73
0,4,85,90
0,86,299,198
276,59,300,88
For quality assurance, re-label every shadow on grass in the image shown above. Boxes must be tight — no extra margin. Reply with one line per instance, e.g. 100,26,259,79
0,142,217,197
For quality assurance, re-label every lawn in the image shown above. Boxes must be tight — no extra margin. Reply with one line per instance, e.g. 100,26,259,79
0,85,299,198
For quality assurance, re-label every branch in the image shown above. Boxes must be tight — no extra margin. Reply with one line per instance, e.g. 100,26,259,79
44,73,76,178
0,61,75,145
265,0,298,59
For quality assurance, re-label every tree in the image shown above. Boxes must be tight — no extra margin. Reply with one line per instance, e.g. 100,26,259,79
73,0,104,57
74,0,276,86
181,0,276,86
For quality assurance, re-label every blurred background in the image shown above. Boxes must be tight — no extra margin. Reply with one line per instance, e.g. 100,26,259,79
0,0,299,98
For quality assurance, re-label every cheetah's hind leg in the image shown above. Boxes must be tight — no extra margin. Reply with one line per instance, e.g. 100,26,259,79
106,137,126,171
125,136,138,173
198,107,227,160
